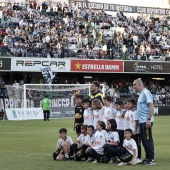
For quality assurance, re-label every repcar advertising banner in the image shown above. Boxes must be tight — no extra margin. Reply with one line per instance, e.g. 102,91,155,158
0,58,11,71
11,58,70,72
124,61,170,73
71,59,123,73
75,1,170,15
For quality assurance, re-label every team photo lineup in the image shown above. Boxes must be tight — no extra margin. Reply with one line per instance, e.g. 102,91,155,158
51,80,155,166
3,0,170,168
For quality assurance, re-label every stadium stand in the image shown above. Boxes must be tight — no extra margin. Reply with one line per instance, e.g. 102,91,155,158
0,1,169,60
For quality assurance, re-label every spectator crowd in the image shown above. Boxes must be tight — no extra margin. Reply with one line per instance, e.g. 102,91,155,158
0,1,170,60
103,79,170,105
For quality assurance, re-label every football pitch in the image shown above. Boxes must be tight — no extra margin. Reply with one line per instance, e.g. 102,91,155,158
0,116,170,170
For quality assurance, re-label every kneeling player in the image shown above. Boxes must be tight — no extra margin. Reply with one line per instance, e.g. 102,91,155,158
76,125,95,161
53,128,73,161
71,125,88,161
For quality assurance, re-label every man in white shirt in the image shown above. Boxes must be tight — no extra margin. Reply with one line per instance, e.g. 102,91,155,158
13,80,19,87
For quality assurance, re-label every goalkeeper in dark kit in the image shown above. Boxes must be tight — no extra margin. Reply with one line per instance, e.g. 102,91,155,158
73,94,84,137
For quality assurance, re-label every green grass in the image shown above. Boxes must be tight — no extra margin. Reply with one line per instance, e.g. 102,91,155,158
0,116,170,170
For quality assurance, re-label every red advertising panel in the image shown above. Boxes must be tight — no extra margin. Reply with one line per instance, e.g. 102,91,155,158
71,60,123,73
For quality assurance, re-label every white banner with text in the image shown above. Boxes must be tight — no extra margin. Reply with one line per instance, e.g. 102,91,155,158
11,58,70,72
6,108,43,120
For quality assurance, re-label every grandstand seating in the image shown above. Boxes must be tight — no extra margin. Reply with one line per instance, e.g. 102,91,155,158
0,1,169,60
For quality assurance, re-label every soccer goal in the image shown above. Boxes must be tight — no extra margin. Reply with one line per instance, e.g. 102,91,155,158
2,84,105,120
23,84,92,119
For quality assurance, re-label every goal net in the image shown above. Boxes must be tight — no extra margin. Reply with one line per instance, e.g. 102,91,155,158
1,84,105,120
23,84,91,119
0,85,24,109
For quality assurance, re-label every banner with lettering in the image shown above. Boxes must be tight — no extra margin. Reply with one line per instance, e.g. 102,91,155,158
124,61,170,73
5,108,43,120
71,59,123,73
5,107,75,120
11,58,70,72
75,1,170,15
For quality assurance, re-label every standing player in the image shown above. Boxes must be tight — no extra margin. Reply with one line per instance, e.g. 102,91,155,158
115,100,125,146
73,94,84,137
82,98,93,126
41,94,51,121
91,99,104,130
103,96,116,126
133,79,155,165
124,98,142,163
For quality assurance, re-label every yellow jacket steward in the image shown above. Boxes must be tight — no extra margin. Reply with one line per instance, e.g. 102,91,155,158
88,91,104,106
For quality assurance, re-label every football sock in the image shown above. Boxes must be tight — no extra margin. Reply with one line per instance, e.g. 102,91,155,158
65,153,69,158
